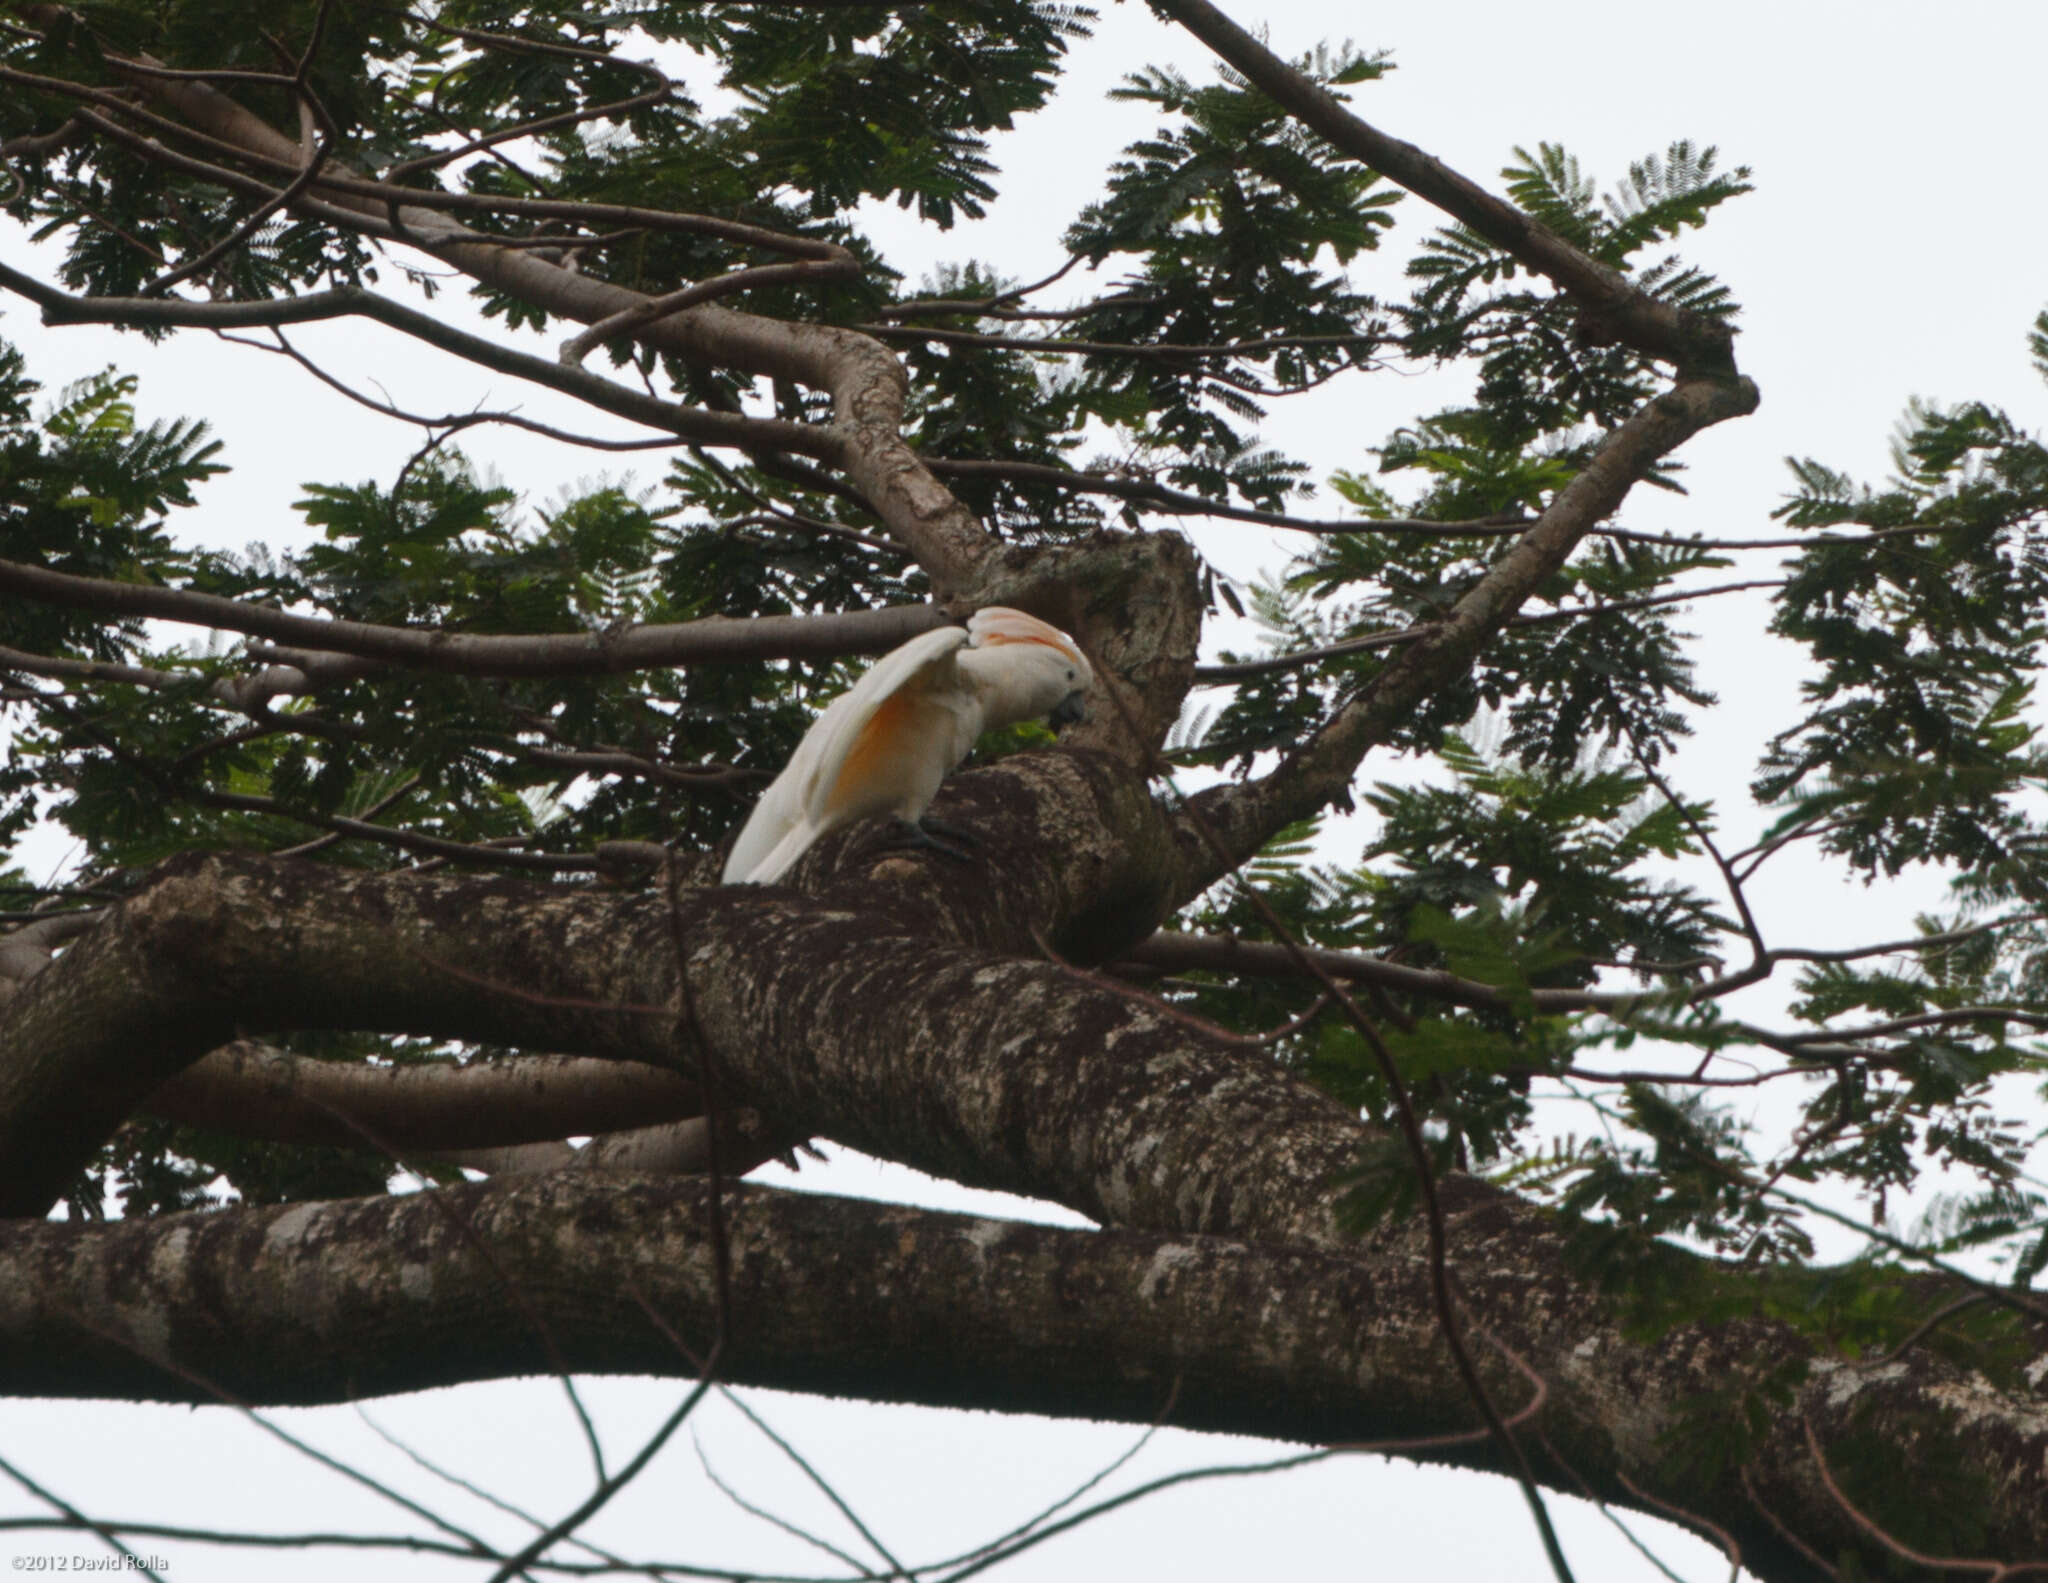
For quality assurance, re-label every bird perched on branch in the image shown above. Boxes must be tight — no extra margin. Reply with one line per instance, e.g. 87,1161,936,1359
721,607,1093,885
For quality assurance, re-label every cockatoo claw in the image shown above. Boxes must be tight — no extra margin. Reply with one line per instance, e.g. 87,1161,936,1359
879,816,977,863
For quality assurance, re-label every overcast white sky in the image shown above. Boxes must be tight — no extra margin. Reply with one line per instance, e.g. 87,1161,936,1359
4,2,2047,1578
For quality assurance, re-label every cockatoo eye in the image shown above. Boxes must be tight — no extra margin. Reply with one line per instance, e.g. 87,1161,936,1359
1066,668,1076,681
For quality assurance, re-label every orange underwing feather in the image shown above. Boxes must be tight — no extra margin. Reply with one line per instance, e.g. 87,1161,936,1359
824,685,925,818
722,607,1090,885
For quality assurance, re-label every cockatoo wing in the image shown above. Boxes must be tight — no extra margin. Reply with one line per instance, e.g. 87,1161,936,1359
721,624,973,884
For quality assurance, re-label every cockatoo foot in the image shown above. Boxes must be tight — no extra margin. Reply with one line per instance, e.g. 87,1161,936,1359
879,816,977,863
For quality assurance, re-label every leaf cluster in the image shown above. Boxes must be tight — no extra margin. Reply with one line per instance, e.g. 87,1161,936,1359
1403,141,1748,435
1762,380,2048,883
1058,51,1395,507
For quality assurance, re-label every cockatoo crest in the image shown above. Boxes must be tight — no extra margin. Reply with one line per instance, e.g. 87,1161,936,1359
721,607,1093,885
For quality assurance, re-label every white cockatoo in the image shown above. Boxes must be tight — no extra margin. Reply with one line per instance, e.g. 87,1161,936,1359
721,607,1094,885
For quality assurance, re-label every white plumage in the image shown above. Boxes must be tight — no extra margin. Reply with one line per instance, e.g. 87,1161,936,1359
721,607,1093,885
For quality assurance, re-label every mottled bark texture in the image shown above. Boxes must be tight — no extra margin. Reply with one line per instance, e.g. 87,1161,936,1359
5,779,2048,1577
3,1175,2042,1578
6,571,2043,1583
0,745,1299,1228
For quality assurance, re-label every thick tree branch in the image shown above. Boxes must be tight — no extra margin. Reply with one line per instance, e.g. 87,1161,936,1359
11,21,2033,1582
2,777,2044,1578
0,857,691,1217
0,750,1189,1223
2,1173,2041,1579
0,909,101,999
439,1109,795,1180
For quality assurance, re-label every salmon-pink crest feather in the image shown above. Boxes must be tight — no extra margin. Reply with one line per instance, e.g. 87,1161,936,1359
967,607,1086,669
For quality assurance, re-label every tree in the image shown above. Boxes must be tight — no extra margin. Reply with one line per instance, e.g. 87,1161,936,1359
1,0,2045,1577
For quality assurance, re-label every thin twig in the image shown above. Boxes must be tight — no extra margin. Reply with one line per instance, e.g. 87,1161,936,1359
194,787,596,871
1612,697,1767,965
271,774,421,858
717,1390,905,1577
481,1367,723,1583
0,1453,166,1580
561,258,861,367
56,1310,508,1565
1863,1292,1995,1368
1739,1464,1842,1580
692,1432,878,1577
1614,1470,1744,1583
1801,1413,2048,1578
354,1406,635,1574
1194,580,1782,682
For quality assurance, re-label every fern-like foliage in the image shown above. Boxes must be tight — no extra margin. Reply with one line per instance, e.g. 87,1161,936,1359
1761,356,2048,880
1403,140,1750,436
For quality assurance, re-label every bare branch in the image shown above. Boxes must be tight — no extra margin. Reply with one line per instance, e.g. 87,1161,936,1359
0,55,844,260
0,1453,165,1580
1613,701,1768,966
863,321,1380,363
192,788,599,872
0,644,196,693
230,326,696,455
1800,1415,2048,1580
23,56,991,588
925,454,1531,536
1774,1005,2048,1043
1191,579,1782,683
142,1041,701,1153
0,263,838,460
270,775,422,859
561,258,864,367
1764,915,2039,967
873,255,1088,321
0,542,946,677
1122,930,1650,1015
383,43,672,185
1153,0,1739,372
1182,373,1758,880
140,129,332,297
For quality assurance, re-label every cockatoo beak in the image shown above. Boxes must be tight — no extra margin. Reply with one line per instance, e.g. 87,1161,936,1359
1050,691,1089,731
